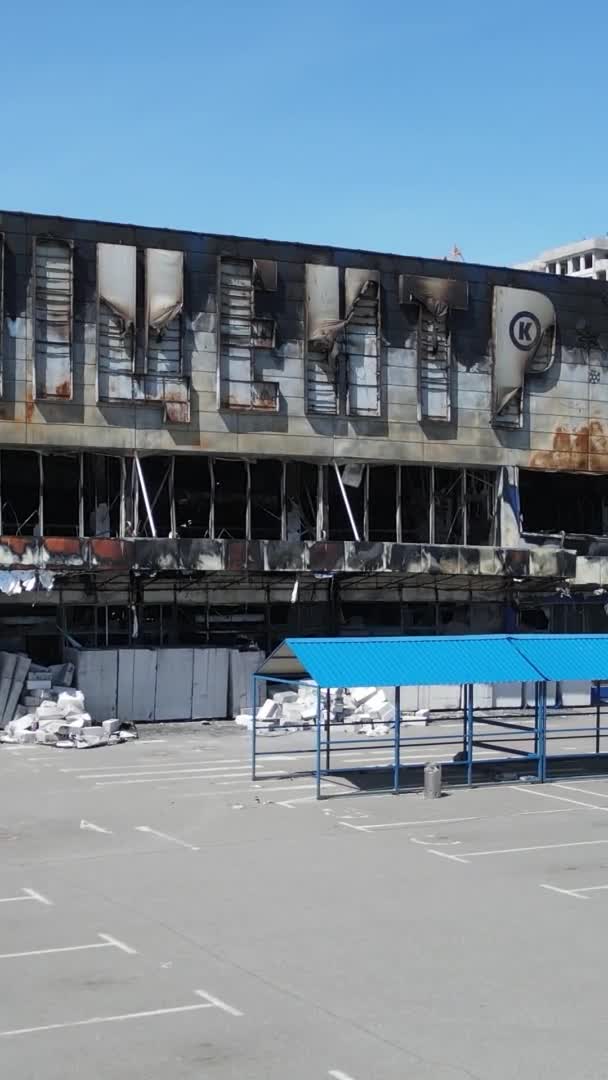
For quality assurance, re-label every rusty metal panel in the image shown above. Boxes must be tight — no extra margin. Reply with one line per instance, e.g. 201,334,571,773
493,286,556,428
34,238,73,400
97,243,136,402
345,270,380,417
400,274,468,423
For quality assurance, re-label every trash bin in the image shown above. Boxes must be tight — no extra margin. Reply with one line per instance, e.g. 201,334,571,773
424,762,442,798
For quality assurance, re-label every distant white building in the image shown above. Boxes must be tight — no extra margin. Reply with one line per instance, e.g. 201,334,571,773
516,237,608,280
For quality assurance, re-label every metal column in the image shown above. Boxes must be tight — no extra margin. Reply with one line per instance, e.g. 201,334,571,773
465,683,474,786
251,674,258,781
315,685,322,799
393,685,401,794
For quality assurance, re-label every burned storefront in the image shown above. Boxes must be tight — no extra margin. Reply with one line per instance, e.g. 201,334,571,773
0,209,606,670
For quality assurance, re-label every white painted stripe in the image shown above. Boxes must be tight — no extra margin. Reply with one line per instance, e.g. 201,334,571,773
461,839,608,859
540,884,588,900
97,934,137,955
174,784,317,800
82,765,253,780
574,884,608,894
0,933,136,960
80,820,112,835
194,989,243,1017
509,785,608,813
555,783,608,799
0,890,52,906
338,821,370,833
95,769,286,788
329,1071,358,1080
134,826,199,852
62,758,245,773
427,849,470,863
0,1000,214,1038
22,889,52,906
361,815,480,831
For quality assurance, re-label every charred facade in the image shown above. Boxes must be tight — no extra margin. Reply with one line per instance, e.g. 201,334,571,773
1,209,608,659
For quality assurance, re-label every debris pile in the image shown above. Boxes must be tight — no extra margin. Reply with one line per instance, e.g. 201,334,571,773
1,659,137,748
235,685,429,735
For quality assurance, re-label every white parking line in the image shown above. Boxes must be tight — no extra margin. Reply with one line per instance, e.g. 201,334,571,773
80,820,112,835
329,1071,357,1080
430,839,608,862
134,825,200,852
426,849,470,863
540,884,588,900
0,933,136,960
61,758,247,773
194,989,243,1016
356,815,480,832
0,888,52,906
0,988,242,1038
174,783,317,800
509,785,608,813
554,783,608,800
84,765,254,780
95,769,286,788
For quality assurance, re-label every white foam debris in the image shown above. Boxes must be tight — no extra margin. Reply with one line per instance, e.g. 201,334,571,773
241,683,400,735
0,667,137,748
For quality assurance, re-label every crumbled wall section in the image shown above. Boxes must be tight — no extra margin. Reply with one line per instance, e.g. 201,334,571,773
0,210,607,470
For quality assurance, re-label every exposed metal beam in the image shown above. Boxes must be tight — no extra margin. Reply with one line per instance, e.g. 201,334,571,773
134,452,157,538
333,463,360,542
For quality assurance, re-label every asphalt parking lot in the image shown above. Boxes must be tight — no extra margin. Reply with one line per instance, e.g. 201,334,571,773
3,723,608,1079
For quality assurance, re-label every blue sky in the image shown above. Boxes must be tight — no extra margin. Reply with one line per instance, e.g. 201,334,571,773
1,1,606,265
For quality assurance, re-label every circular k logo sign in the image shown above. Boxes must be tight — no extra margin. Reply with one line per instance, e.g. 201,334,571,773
509,311,541,351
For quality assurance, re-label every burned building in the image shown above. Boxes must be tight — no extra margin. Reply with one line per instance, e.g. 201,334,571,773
0,207,607,665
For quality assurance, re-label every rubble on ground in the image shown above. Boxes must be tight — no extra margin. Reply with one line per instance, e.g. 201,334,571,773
0,658,137,747
234,685,430,735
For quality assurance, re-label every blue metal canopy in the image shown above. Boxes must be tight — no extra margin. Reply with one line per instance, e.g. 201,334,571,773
512,634,608,682
256,635,543,688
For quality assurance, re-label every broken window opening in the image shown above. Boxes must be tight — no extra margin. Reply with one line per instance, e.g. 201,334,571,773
344,271,380,417
433,467,464,545
34,237,73,400
368,466,397,541
328,465,364,541
213,459,247,539
399,275,468,422
218,257,278,411
340,601,401,635
250,460,282,540
145,248,184,383
2,451,40,536
464,469,496,545
520,469,608,539
284,463,318,541
401,603,437,635
400,466,431,543
42,454,80,536
174,456,212,538
306,265,381,416
97,243,137,401
137,457,173,537
83,454,121,537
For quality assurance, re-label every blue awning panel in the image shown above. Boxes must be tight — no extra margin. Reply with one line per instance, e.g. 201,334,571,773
512,635,608,682
257,635,542,688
